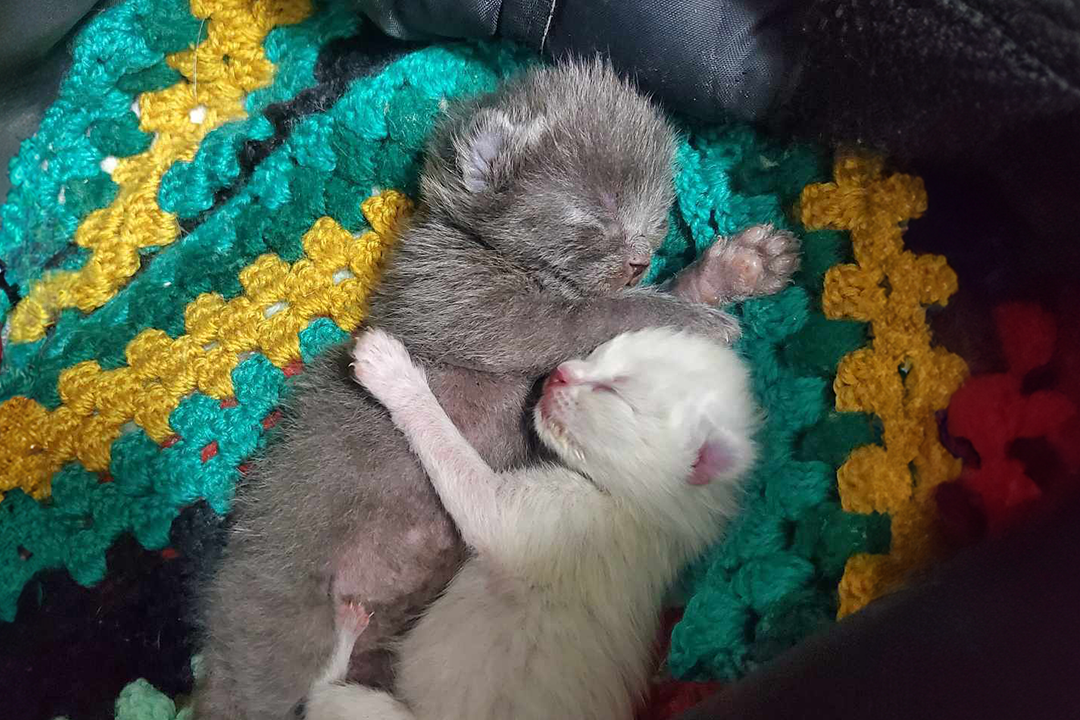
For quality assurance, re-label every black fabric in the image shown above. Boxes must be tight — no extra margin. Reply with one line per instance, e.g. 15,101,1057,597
544,0,808,122
0,0,101,75
353,0,808,123
353,0,505,41
498,0,556,51
790,0,1080,163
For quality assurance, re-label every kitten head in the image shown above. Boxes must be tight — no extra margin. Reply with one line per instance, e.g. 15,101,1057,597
420,58,677,293
533,328,758,532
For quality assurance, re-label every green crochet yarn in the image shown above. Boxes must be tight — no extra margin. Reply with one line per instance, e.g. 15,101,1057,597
0,0,885,684
0,0,201,307
654,131,888,679
52,678,194,720
0,2,536,622
158,0,363,220
115,679,192,720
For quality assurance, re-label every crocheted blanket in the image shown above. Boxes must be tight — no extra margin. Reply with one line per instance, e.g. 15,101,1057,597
0,1,967,717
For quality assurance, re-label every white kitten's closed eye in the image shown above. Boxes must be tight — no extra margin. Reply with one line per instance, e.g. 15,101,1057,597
591,377,627,395
590,377,639,415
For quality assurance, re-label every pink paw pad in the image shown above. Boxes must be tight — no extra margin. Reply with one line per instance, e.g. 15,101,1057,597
724,224,801,298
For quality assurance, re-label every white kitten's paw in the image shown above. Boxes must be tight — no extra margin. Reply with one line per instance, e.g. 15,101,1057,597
335,595,372,643
702,224,801,301
351,328,426,408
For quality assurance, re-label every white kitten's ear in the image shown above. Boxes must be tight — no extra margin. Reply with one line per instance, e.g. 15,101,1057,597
688,428,753,486
456,109,545,193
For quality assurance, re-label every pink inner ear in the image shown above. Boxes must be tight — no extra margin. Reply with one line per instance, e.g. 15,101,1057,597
688,439,733,486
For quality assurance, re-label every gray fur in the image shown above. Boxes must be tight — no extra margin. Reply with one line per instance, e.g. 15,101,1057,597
193,59,797,720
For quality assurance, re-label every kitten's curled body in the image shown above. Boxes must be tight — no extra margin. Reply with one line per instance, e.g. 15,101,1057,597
305,326,758,720
193,60,798,720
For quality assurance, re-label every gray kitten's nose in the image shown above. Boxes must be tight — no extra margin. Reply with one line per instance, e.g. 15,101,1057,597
626,260,649,286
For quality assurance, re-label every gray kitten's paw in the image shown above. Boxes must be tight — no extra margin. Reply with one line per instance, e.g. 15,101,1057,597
703,224,801,301
351,329,427,409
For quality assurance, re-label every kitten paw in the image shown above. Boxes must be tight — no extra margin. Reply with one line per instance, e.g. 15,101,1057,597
336,595,372,642
700,224,801,302
352,328,426,407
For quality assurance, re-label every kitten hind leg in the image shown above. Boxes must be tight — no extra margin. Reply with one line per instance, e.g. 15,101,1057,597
302,598,412,720
316,595,372,685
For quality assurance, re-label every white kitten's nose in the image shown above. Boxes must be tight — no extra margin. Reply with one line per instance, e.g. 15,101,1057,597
539,365,576,421
546,365,573,388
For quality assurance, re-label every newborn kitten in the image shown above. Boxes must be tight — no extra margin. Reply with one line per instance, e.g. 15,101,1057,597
194,59,797,720
304,326,757,720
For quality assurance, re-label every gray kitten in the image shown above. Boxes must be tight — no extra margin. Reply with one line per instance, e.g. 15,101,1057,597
192,59,798,720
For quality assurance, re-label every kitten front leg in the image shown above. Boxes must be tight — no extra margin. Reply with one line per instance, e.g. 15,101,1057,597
666,224,801,305
352,329,506,552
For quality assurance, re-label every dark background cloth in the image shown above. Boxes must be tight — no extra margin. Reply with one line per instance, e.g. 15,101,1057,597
357,0,810,124
785,0,1080,260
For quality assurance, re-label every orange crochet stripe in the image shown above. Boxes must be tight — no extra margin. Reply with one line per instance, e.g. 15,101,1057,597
6,0,311,344
0,191,409,500
800,152,969,617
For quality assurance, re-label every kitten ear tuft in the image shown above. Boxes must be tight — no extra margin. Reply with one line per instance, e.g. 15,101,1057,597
456,109,544,193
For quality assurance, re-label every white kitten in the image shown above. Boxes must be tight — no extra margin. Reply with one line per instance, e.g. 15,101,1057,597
307,326,758,720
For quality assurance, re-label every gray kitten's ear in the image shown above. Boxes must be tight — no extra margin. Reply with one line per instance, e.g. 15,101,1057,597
455,109,544,193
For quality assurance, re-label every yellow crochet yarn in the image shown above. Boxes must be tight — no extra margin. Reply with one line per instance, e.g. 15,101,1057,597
0,191,410,500
7,0,312,344
800,152,968,617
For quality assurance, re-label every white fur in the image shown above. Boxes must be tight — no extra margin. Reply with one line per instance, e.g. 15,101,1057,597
318,327,758,720
317,603,371,687
307,682,413,720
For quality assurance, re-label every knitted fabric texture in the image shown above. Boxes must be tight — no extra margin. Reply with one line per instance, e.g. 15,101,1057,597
0,0,963,714
941,301,1079,537
663,136,890,680
4,0,313,344
800,152,969,617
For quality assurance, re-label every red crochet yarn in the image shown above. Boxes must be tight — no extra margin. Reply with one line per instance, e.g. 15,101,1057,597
637,610,726,720
942,302,1078,536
